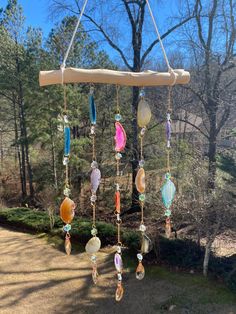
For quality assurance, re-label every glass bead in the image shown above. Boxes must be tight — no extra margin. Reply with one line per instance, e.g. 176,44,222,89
90,126,95,134
90,195,97,202
116,245,122,254
139,89,145,97
139,194,145,202
115,113,122,121
137,253,143,261
63,224,71,232
64,115,69,124
165,172,171,180
116,183,120,191
63,156,69,166
91,161,98,169
91,254,97,262
167,140,171,148
63,187,71,197
90,86,94,95
139,159,145,167
115,153,122,160
140,127,146,136
141,234,153,254
167,113,171,121
165,209,172,217
139,224,146,232
91,228,98,236
117,273,122,281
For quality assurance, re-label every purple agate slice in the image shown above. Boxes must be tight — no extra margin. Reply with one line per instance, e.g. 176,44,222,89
91,168,101,193
166,120,171,141
114,253,123,272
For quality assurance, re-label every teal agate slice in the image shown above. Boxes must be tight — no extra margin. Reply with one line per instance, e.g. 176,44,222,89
161,173,176,209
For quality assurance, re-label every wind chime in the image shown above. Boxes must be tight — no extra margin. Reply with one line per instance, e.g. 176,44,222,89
135,89,152,280
60,84,76,255
85,86,101,284
113,86,126,302
39,0,190,304
161,87,176,238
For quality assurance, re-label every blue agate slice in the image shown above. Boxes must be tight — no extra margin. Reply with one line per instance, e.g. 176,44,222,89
64,126,70,156
89,94,96,125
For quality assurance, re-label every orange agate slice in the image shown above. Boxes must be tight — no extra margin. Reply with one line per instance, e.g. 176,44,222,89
115,191,121,213
60,197,75,224
135,168,145,193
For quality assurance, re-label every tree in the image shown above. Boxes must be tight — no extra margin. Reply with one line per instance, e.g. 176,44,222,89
178,0,236,190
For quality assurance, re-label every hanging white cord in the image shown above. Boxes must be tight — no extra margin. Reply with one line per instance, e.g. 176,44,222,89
146,0,172,71
61,0,89,69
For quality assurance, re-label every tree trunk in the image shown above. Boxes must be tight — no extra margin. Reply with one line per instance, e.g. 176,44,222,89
207,108,217,190
203,238,213,276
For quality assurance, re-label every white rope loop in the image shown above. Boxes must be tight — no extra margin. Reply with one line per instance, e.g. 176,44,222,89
145,0,172,72
61,0,89,69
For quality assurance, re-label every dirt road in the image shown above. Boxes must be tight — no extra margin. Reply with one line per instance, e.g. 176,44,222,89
0,227,235,314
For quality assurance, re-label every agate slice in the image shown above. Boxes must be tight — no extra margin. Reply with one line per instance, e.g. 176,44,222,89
135,168,145,193
89,94,96,125
60,197,75,224
136,262,145,280
114,253,123,272
65,236,71,255
166,120,171,141
161,175,176,209
64,126,70,156
115,282,124,302
92,266,99,284
115,191,121,213
137,99,151,128
141,234,153,254
85,237,101,254
91,168,101,193
115,122,126,152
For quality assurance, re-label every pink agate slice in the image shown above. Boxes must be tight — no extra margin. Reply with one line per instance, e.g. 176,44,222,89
91,168,101,193
115,122,127,152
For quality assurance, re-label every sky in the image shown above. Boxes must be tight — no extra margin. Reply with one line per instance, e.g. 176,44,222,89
1,0,54,35
1,0,182,66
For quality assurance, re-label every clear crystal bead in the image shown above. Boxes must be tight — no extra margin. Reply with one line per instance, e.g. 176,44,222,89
91,254,96,262
63,156,69,165
115,113,122,121
116,183,120,191
117,273,122,281
64,115,69,124
137,253,143,261
167,140,171,148
63,187,71,197
90,86,94,95
90,126,95,134
115,153,122,160
139,159,145,167
140,127,146,136
139,89,145,97
116,246,122,254
167,113,171,121
139,194,145,202
91,161,98,169
139,224,146,232
90,195,97,202
165,209,172,217
91,228,98,236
